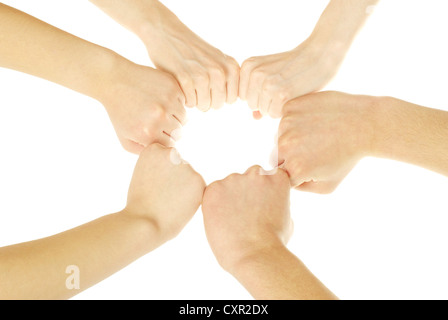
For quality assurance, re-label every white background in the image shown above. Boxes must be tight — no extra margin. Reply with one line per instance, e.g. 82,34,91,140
0,0,447,300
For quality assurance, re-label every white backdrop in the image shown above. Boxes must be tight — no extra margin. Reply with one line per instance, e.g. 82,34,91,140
0,0,448,300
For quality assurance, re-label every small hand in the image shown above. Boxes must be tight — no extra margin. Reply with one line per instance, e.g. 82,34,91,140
124,143,206,242
101,61,186,154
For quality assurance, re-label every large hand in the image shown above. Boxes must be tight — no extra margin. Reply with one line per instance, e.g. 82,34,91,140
140,1,240,111
100,61,186,154
124,143,206,242
277,91,378,194
239,37,344,119
202,166,293,273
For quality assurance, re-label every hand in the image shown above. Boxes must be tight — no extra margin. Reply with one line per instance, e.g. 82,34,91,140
100,60,186,154
239,37,344,119
202,165,293,273
140,1,240,111
124,143,206,242
277,91,378,194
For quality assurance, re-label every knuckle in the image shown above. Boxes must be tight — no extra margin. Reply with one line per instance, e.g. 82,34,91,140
241,58,255,70
282,100,297,115
277,88,291,103
287,159,303,177
263,75,281,92
279,115,294,132
247,165,263,175
209,65,226,81
152,104,167,120
251,67,266,81
177,73,193,87
226,59,240,76
146,142,165,153
191,69,210,82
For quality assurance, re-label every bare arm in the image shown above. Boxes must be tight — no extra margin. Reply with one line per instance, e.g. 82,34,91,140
0,212,157,299
239,0,380,119
202,166,337,300
0,3,115,100
231,241,337,300
277,92,448,194
89,0,240,111
0,144,205,299
371,97,448,177
0,3,186,154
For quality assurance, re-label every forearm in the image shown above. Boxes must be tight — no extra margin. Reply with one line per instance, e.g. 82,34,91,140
308,0,379,56
0,211,159,300
230,242,337,300
371,97,448,177
89,0,165,38
0,3,119,100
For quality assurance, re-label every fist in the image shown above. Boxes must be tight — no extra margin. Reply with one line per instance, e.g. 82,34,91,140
277,91,378,194
239,39,343,119
125,143,206,241
102,62,187,154
202,166,293,272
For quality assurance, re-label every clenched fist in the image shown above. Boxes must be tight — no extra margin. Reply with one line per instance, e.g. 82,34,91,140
277,91,378,194
202,166,293,273
125,143,206,242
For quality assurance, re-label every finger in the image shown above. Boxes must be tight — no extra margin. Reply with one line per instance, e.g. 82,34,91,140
210,86,226,110
244,165,264,176
121,138,145,155
195,85,211,112
239,59,257,101
282,159,307,188
258,89,272,117
177,74,196,108
269,98,286,119
226,64,240,104
169,147,188,165
246,70,265,112
156,131,176,148
295,180,339,195
165,96,187,126
164,115,183,142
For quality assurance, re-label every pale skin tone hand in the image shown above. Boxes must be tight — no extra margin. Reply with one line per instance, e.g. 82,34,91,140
277,91,448,194
103,62,186,154
239,0,379,119
90,0,240,111
0,144,205,299
0,3,185,154
202,166,337,300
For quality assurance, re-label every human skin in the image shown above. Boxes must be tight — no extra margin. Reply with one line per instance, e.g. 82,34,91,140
239,0,380,119
0,144,205,299
90,0,240,111
277,91,448,194
0,3,186,154
202,166,337,300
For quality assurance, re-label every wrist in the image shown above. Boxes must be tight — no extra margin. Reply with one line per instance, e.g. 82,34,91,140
354,95,387,159
225,237,288,276
133,0,177,41
82,47,128,102
307,0,377,59
368,96,402,159
120,205,186,246
116,209,166,253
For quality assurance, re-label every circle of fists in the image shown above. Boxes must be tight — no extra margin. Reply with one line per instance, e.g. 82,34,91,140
104,2,372,197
